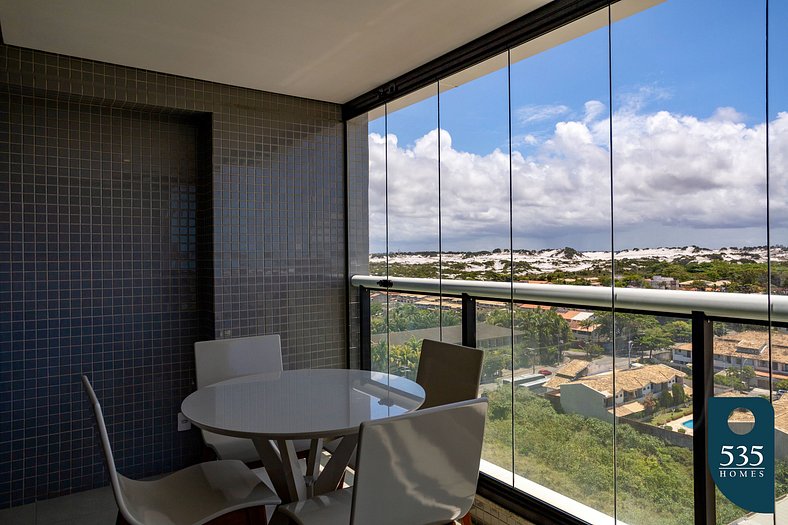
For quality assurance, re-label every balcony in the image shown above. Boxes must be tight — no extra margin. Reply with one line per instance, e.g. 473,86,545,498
355,274,788,524
2,0,787,524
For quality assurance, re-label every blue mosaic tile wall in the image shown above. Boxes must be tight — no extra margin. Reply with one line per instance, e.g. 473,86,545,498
0,44,347,507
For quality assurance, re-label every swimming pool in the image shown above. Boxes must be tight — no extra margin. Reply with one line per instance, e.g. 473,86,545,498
682,420,694,429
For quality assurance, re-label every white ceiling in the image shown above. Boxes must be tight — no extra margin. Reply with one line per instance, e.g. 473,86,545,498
0,0,552,104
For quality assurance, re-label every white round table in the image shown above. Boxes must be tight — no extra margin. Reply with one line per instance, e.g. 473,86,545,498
181,369,425,503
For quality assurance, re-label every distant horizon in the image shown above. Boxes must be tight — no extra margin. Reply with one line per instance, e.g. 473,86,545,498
369,244,785,257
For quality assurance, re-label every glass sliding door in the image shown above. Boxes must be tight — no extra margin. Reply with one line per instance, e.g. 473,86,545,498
368,111,389,374
509,8,615,519
770,0,788,522
440,53,514,477
610,0,768,523
384,87,442,375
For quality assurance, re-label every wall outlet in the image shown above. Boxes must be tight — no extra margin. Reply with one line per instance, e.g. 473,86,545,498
177,412,191,431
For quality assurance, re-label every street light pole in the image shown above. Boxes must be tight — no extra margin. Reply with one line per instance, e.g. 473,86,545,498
628,340,633,369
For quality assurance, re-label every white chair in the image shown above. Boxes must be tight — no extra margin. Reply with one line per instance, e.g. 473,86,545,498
195,334,309,463
416,339,484,409
324,339,484,468
277,398,488,525
81,375,280,525
195,335,283,390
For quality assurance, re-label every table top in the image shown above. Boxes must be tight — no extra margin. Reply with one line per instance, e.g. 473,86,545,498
181,369,425,439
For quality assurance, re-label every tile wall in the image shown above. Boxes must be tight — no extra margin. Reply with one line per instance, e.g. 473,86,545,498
345,113,370,368
0,44,346,507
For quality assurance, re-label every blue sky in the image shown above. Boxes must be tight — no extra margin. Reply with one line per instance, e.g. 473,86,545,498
368,0,788,252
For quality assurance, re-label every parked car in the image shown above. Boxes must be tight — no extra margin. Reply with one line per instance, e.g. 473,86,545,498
538,369,552,376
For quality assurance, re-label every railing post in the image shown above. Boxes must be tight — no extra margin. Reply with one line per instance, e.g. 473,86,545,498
462,293,477,348
360,286,371,370
692,310,716,525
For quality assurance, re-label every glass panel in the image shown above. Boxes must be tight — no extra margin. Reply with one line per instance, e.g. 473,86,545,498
511,304,615,519
509,8,615,519
611,0,768,523
379,291,445,381
370,289,388,374
440,53,513,477
386,85,440,279
771,0,788,521
477,300,514,483
712,322,772,524
368,113,387,279
368,112,388,374
612,313,694,524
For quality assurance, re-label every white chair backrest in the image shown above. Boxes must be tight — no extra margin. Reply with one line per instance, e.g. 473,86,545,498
81,375,141,525
194,335,282,388
351,397,488,525
417,339,484,410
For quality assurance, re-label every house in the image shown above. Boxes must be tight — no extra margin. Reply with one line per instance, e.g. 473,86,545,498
559,364,687,422
543,359,591,390
673,330,788,389
647,275,678,290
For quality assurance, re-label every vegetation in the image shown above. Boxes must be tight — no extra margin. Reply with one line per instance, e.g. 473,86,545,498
371,301,784,524
651,406,694,426
483,387,779,525
369,301,461,335
369,252,780,293
481,307,573,367
714,366,756,391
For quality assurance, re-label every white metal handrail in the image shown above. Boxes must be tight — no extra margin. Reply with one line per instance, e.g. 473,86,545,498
351,274,788,323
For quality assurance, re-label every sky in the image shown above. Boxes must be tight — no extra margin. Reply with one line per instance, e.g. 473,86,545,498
367,0,788,253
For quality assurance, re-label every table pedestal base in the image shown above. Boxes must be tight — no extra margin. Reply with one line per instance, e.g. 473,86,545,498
253,434,358,504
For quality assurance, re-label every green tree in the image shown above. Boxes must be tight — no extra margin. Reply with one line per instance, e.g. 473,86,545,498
638,326,674,360
658,389,674,409
664,320,691,342
671,383,686,405
715,366,755,392
486,307,573,367
481,349,509,383
583,343,604,359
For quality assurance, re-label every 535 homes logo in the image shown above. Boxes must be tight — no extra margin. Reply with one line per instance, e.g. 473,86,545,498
708,397,774,513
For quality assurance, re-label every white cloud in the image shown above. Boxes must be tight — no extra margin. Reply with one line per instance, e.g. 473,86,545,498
710,106,747,123
368,103,788,251
516,104,570,124
583,100,606,124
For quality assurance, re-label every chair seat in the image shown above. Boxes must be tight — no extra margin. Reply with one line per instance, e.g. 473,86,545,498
204,430,312,463
118,460,281,525
203,431,261,464
276,488,353,525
